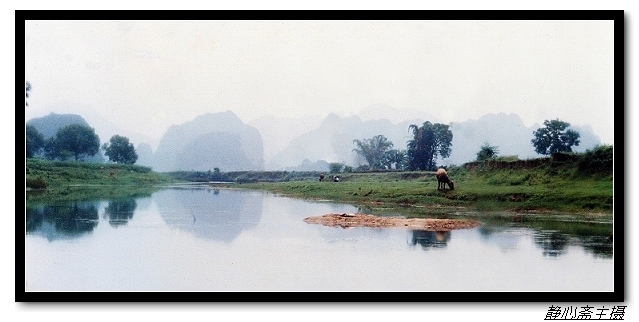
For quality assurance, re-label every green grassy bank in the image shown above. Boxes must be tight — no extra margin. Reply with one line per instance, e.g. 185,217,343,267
25,158,177,202
231,156,614,221
26,158,176,187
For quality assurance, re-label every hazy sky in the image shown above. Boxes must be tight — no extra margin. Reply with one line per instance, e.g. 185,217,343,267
25,20,615,145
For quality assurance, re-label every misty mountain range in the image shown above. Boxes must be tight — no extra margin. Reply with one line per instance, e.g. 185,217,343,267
26,110,603,172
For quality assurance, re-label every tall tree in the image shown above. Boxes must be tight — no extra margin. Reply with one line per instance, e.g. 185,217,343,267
26,124,45,158
352,135,394,170
531,119,580,155
406,121,453,171
102,135,138,164
51,124,100,161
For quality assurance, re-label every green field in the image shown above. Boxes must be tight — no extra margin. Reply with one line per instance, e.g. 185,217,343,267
238,170,611,216
25,158,177,202
229,156,614,223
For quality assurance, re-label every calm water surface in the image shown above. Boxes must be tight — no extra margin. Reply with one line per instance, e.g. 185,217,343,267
25,186,614,292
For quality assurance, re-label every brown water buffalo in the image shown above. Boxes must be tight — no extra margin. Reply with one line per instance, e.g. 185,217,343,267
436,168,454,190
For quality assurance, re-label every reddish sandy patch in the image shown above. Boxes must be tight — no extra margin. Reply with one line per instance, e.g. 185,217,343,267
304,213,481,231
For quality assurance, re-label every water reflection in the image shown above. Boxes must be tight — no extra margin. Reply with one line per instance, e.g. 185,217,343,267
154,187,263,242
534,231,570,257
26,201,100,241
477,226,521,252
24,187,613,259
25,187,614,292
104,198,137,227
478,225,613,259
410,230,451,249
533,231,613,259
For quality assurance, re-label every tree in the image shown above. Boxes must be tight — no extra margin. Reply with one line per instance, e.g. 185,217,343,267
352,135,394,170
531,119,580,155
51,124,100,161
329,162,344,173
25,81,31,107
381,149,407,170
102,135,138,164
43,137,60,160
406,121,453,171
213,168,221,181
26,124,45,158
476,143,499,161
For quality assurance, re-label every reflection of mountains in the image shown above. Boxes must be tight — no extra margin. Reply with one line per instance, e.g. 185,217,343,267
154,188,263,242
26,201,100,241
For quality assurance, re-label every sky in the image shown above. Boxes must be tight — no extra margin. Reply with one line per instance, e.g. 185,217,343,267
24,19,615,146
14,7,628,322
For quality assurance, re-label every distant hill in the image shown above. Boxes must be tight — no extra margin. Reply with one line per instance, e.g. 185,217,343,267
152,110,264,172
26,113,89,138
445,113,535,166
26,112,105,162
27,110,603,171
267,112,603,169
284,159,331,172
443,113,602,166
135,143,154,168
268,113,415,170
249,114,320,165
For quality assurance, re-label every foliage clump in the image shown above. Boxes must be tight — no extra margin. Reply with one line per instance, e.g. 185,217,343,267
406,121,453,171
476,143,499,161
531,119,581,155
576,145,613,176
103,135,138,164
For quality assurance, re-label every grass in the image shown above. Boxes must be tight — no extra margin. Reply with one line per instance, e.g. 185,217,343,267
25,158,178,205
26,158,176,188
230,160,614,223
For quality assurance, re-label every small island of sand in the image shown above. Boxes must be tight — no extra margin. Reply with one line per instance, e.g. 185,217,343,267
304,213,481,231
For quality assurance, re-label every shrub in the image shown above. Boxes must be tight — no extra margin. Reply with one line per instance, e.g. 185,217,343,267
577,145,613,175
26,178,47,189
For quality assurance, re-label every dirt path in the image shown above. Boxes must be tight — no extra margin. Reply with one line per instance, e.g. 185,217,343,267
304,213,481,231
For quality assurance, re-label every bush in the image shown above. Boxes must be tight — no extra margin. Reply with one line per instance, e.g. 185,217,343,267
26,178,47,189
577,145,613,175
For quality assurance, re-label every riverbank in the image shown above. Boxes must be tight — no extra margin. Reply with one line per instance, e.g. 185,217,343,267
25,152,615,222
228,157,614,222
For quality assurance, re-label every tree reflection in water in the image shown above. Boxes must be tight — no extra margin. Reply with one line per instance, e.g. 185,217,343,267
533,231,613,259
534,231,569,257
26,201,99,241
104,198,137,227
410,230,451,249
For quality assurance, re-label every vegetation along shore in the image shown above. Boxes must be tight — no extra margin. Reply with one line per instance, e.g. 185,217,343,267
26,146,614,227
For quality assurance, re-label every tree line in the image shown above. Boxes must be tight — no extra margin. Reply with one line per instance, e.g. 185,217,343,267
351,119,584,171
26,123,139,164
25,81,138,164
